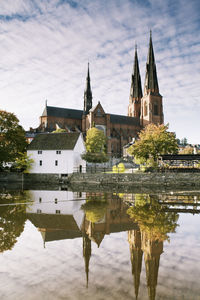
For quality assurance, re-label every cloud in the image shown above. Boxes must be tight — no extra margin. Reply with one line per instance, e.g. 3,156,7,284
0,0,199,142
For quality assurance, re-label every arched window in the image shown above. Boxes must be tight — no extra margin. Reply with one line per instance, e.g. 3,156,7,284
144,102,148,116
154,102,159,116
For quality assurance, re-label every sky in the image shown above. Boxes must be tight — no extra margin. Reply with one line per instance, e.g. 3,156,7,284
0,0,199,143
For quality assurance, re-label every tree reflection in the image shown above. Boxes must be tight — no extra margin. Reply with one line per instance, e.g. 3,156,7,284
81,194,108,223
127,194,179,241
0,191,29,252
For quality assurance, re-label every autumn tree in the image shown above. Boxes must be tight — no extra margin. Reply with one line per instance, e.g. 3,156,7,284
0,110,27,169
82,127,108,163
127,194,179,242
128,124,178,167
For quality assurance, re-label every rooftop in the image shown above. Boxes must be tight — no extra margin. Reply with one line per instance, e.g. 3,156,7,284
27,132,80,150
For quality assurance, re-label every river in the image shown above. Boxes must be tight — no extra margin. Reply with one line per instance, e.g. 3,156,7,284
0,186,200,300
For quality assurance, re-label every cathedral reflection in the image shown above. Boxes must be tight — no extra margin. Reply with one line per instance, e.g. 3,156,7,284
24,190,200,300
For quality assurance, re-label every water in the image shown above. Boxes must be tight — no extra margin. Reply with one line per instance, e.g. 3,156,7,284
0,188,200,300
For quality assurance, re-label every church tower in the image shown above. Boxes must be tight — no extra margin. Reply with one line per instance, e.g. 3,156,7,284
140,32,164,126
83,233,92,288
128,229,143,300
142,231,163,300
83,63,93,115
128,46,143,118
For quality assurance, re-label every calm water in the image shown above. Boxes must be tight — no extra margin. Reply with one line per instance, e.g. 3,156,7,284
0,188,200,300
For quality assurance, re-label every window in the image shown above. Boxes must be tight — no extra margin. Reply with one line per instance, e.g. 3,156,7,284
37,209,42,214
38,150,42,154
56,210,60,214
55,160,58,166
55,198,58,204
144,102,148,116
39,160,42,166
56,150,61,154
39,197,42,203
154,102,159,116
96,108,102,117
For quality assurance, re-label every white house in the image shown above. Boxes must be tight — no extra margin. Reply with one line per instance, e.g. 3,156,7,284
27,132,86,174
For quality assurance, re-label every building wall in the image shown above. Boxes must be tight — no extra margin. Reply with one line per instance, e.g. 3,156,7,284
28,134,86,174
27,190,85,215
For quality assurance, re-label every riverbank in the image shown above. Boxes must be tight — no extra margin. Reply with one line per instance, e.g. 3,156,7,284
1,172,200,191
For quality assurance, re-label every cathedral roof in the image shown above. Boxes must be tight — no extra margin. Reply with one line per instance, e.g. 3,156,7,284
27,132,80,150
42,105,83,120
110,114,140,126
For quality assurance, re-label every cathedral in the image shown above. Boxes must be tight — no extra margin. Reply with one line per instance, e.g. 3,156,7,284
33,32,164,156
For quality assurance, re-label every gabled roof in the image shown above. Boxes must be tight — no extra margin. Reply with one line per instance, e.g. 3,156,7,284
89,101,105,114
110,114,140,126
27,132,81,150
42,105,83,120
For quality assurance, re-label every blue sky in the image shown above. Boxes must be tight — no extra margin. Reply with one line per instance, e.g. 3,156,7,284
0,0,199,143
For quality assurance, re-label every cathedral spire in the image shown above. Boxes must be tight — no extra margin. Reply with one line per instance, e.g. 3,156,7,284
131,45,143,99
128,45,143,117
144,31,159,95
83,63,93,114
83,234,91,288
128,230,143,299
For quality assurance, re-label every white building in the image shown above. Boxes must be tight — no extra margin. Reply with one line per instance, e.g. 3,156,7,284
27,132,86,174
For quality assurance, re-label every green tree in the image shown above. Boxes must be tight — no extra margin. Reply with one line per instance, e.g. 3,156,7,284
82,127,108,163
52,129,66,133
128,124,178,167
127,194,179,242
11,152,34,173
0,110,27,168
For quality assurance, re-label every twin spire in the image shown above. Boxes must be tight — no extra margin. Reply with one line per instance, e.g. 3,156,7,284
84,32,159,117
130,31,159,100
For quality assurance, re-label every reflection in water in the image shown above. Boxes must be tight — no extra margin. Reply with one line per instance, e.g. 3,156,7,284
127,195,179,300
0,189,200,299
0,191,29,252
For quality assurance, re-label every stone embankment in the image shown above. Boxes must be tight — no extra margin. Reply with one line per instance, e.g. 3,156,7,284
69,172,200,189
1,172,200,192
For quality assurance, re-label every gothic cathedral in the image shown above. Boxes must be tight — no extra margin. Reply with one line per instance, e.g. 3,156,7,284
30,32,164,156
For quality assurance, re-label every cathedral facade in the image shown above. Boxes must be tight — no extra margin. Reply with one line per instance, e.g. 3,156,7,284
36,33,164,156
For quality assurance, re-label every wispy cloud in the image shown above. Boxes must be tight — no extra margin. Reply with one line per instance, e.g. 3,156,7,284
0,0,199,142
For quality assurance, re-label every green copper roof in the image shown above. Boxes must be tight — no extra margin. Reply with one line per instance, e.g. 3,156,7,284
27,132,80,150
144,32,159,95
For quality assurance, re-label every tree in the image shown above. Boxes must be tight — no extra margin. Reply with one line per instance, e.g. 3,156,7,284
85,127,106,153
52,129,66,133
82,127,108,163
181,137,188,146
0,110,27,168
128,124,178,167
11,152,34,172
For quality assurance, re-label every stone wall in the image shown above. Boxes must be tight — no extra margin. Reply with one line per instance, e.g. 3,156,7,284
0,172,60,184
69,172,200,188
